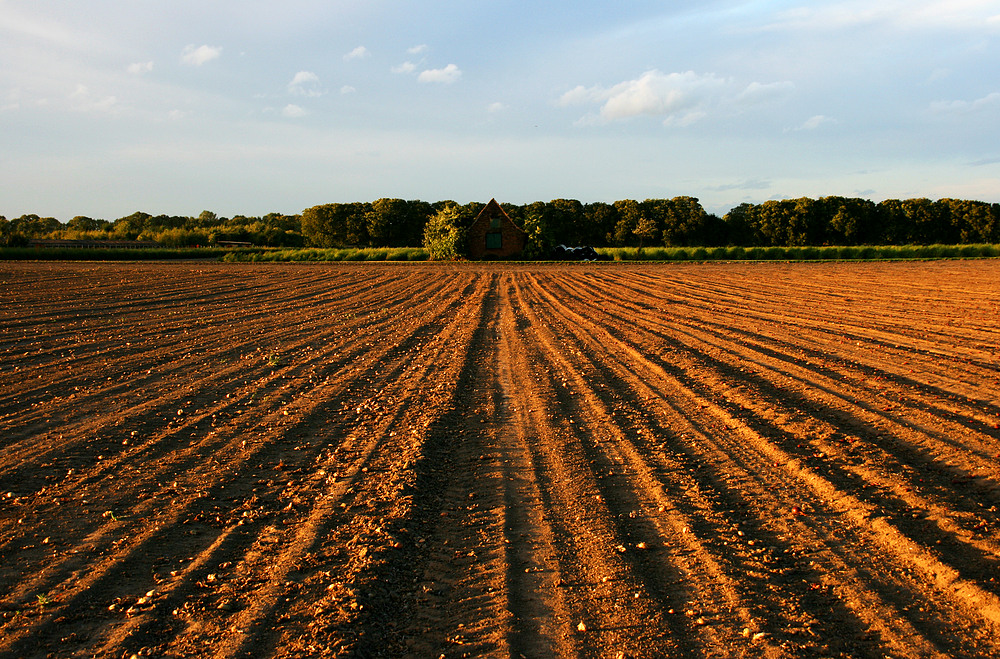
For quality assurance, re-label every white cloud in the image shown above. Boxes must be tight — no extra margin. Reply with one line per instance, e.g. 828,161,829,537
181,44,222,66
969,92,1000,110
391,61,417,74
394,45,429,75
288,71,321,96
2,88,23,112
707,178,773,192
737,80,794,103
560,70,728,125
68,84,118,113
487,102,507,113
340,85,356,95
418,64,462,84
763,4,885,31
760,1,1000,33
905,0,1000,30
127,61,154,75
0,9,102,51
558,85,594,106
930,91,1000,114
289,71,318,86
344,46,369,61
929,100,966,114
282,103,307,118
795,114,837,130
927,67,951,83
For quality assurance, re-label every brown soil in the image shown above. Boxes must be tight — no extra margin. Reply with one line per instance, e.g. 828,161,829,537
1,260,999,658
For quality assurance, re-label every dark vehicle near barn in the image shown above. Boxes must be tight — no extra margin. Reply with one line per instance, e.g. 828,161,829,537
550,244,605,261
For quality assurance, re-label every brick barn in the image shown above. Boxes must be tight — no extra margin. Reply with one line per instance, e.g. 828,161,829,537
467,198,528,260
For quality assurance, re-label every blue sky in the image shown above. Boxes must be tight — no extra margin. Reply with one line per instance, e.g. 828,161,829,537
2,1,999,220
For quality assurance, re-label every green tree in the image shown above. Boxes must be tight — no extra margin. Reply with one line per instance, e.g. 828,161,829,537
462,201,486,225
521,201,553,257
422,204,467,260
67,216,107,232
958,201,998,243
546,199,585,245
660,196,709,246
250,213,304,246
722,203,756,246
829,205,857,244
784,197,828,246
366,198,412,247
583,202,617,246
937,198,996,243
875,199,907,244
832,198,881,245
699,213,728,246
500,203,526,233
612,199,641,246
634,200,663,247
155,227,210,247
821,197,878,245
148,215,189,232
301,204,337,247
754,200,795,246
431,201,481,231
400,200,434,247
113,211,152,239
0,216,28,246
9,214,62,237
261,212,301,232
301,203,370,247
901,198,945,243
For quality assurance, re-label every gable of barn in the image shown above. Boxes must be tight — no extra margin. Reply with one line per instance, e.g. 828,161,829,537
467,199,527,260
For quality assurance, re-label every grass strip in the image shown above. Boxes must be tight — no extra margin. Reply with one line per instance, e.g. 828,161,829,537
596,244,1000,262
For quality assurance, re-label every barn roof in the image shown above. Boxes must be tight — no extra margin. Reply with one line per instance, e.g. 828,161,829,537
471,198,526,233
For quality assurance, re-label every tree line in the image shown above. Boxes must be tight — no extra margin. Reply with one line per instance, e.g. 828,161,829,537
3,196,998,251
0,210,305,249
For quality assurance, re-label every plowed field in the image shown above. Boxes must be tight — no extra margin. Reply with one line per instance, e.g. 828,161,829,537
2,261,999,658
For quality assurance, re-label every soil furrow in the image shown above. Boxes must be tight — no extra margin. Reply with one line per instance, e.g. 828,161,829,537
3,261,999,658
525,269,998,656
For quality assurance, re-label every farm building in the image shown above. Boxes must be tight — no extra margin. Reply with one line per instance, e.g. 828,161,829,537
467,199,528,260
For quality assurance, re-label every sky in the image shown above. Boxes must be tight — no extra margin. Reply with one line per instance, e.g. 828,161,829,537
2,0,1000,220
